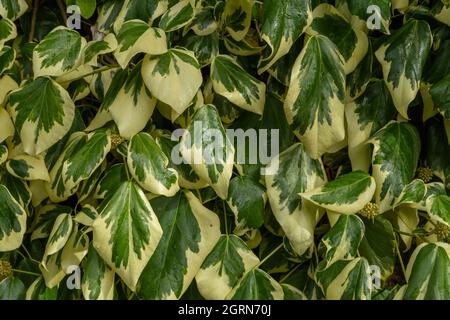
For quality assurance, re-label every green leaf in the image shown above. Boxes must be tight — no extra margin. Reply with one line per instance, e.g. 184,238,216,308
114,20,167,69
284,35,346,158
159,0,194,32
425,116,450,182
264,143,326,255
180,32,219,66
92,181,163,291
430,74,450,119
431,0,450,27
394,179,426,208
227,176,266,235
227,268,284,300
94,163,128,200
375,19,432,119
346,40,373,100
7,77,75,155
25,277,58,300
258,0,312,74
0,0,28,21
282,283,307,300
142,48,202,115
33,27,86,78
222,0,254,42
179,104,235,200
211,55,266,115
66,0,97,19
369,121,421,213
112,0,168,32
359,216,396,280
307,3,368,74
6,154,50,181
82,33,117,66
137,191,221,299
301,171,376,214
127,132,179,197
401,243,450,300
30,205,71,241
82,244,115,300
0,276,26,299
196,234,260,300
42,213,73,264
0,184,27,252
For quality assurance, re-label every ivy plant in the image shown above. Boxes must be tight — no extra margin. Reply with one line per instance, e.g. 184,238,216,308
0,0,449,300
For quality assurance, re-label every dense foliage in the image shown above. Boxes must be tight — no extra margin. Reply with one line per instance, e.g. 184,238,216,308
0,0,449,300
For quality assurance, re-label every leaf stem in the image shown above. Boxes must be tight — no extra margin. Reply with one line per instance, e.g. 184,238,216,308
21,244,40,264
222,200,228,235
279,263,301,284
394,236,407,281
255,243,284,269
61,65,119,84
29,0,39,42
12,269,41,276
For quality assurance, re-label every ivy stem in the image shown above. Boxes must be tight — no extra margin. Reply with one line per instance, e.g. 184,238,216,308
222,200,228,235
56,0,67,22
61,65,119,84
255,243,284,269
279,263,301,284
394,236,407,281
21,244,40,264
393,228,416,237
12,269,41,276
29,0,39,42
122,156,131,181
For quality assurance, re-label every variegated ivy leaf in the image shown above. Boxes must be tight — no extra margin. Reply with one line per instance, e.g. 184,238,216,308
0,144,7,165
39,249,65,288
42,213,73,265
0,45,14,75
7,77,75,155
74,204,98,227
25,277,58,300
1,172,31,209
431,0,450,27
112,0,169,32
425,116,450,182
159,0,194,32
93,181,163,291
142,48,202,115
0,184,26,252
336,0,391,34
222,0,254,42
346,40,373,101
137,191,221,299
211,55,266,115
393,179,426,208
315,257,371,300
196,234,260,300
6,154,50,181
94,163,128,201
401,242,450,300
0,74,17,107
258,0,312,74
375,19,432,119
128,132,179,197
0,18,16,53
359,216,396,280
180,32,219,66
226,268,284,300
223,35,262,57
318,214,365,268
191,3,217,36
426,194,450,227
0,107,14,143
284,35,346,159
114,20,167,69
179,104,235,200
33,27,86,78
369,121,420,213
76,161,106,203
345,80,397,171
82,33,118,66
30,205,72,241
430,74,450,120
82,244,115,300
282,284,308,300
156,135,207,190
395,205,419,251
0,0,28,21
300,171,376,215
265,143,326,256
46,129,111,202
61,224,89,271
307,4,369,75
89,67,117,101
92,62,157,138
227,176,266,235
